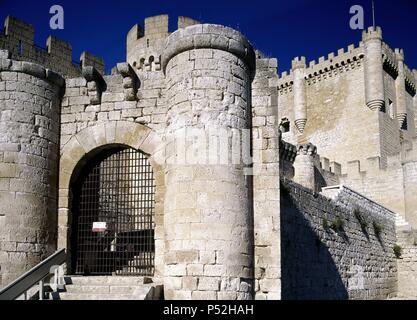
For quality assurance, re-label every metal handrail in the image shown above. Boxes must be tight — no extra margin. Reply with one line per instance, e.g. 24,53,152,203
0,248,66,300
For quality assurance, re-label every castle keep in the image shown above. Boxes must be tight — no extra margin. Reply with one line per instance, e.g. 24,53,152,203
0,14,416,300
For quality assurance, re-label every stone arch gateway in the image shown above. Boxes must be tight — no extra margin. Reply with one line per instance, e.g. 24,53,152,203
70,146,156,276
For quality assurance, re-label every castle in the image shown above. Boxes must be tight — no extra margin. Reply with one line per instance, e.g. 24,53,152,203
0,14,416,300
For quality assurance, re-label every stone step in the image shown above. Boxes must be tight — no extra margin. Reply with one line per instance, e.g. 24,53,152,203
55,286,159,300
64,284,146,294
109,285,147,294
65,276,147,286
50,276,163,300
65,285,110,294
56,293,148,300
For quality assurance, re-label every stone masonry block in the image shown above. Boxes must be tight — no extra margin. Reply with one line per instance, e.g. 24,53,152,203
198,277,220,291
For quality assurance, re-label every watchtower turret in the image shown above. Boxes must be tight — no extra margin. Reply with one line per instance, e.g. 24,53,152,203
293,143,317,190
292,56,307,133
0,50,64,286
161,23,256,300
362,26,385,111
126,15,201,73
395,49,407,127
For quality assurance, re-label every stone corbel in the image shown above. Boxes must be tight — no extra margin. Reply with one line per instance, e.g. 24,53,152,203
116,63,139,101
296,142,317,156
82,66,106,105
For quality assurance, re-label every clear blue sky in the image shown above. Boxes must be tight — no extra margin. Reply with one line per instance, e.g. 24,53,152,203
1,0,416,74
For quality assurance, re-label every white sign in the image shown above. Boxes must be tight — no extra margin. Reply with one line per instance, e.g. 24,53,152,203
92,222,107,232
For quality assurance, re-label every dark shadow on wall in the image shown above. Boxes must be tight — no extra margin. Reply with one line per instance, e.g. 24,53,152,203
280,183,349,300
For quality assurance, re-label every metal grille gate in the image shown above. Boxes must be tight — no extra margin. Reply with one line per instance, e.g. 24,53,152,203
72,147,155,276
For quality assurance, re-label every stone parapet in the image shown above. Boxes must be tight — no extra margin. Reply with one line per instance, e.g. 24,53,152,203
161,24,256,77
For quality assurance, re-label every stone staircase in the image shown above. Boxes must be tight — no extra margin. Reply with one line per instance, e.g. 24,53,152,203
50,276,163,300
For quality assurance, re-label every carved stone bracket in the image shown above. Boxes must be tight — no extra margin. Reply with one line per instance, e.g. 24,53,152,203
116,63,139,101
296,142,317,156
82,66,106,105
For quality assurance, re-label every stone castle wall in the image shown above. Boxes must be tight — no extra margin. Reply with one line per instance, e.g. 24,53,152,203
277,49,382,168
396,228,417,299
334,138,417,227
281,181,397,299
276,27,417,170
339,157,406,220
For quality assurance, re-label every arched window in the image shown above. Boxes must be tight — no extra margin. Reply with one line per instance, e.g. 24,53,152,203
17,40,23,56
139,58,145,70
70,146,155,276
149,56,155,71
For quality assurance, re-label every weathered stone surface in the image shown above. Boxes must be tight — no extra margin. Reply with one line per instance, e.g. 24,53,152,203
282,181,397,300
0,54,63,286
397,229,417,299
1,14,417,301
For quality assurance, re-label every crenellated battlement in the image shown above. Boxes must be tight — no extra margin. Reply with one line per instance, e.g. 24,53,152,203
279,135,417,192
80,52,105,74
126,15,201,72
318,156,342,176
127,15,202,42
344,156,384,177
277,26,416,100
382,43,399,77
4,16,34,45
339,138,417,180
318,155,399,196
305,43,364,83
395,48,405,61
277,41,365,90
381,43,416,93
127,14,167,43
291,56,306,70
277,72,293,91
280,140,297,163
401,137,417,163
404,64,417,96
279,139,343,188
46,36,72,62
0,16,104,77
0,49,64,87
362,26,383,42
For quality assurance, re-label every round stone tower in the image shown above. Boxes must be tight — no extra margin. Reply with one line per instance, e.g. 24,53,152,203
395,49,407,127
292,56,307,134
0,50,64,286
363,26,385,111
293,143,317,191
161,24,256,300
